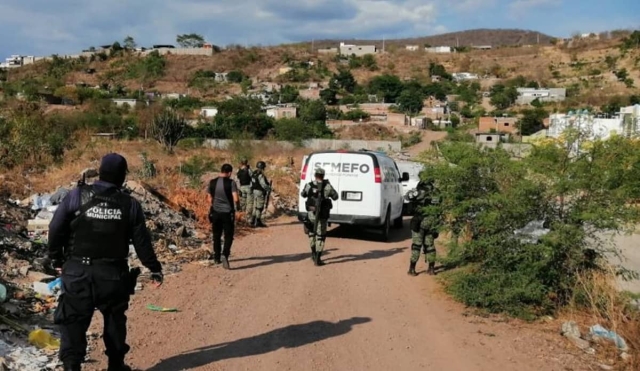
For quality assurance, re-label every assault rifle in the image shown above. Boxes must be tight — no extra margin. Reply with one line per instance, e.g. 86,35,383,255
264,180,274,213
310,180,326,259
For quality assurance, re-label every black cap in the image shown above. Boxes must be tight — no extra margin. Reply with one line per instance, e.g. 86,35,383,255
99,153,128,186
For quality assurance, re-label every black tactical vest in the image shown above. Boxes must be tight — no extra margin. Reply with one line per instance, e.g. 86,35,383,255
69,185,131,259
251,171,266,192
237,168,252,186
305,180,332,219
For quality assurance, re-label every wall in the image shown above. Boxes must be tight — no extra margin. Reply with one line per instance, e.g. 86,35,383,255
143,48,213,56
478,117,519,134
204,139,402,152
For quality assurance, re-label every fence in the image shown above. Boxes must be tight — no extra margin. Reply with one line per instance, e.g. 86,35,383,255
204,139,402,152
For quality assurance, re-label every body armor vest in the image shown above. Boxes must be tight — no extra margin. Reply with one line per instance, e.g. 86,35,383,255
251,171,267,192
69,185,131,259
305,181,332,219
237,168,252,186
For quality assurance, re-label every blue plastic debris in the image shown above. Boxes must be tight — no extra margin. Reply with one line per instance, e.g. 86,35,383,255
589,324,629,351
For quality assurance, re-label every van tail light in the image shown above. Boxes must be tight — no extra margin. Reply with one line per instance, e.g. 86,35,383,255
301,164,308,180
374,167,381,183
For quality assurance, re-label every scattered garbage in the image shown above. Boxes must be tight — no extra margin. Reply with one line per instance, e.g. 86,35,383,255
561,321,594,353
28,329,60,350
514,220,550,244
147,304,178,312
589,324,629,351
46,278,61,294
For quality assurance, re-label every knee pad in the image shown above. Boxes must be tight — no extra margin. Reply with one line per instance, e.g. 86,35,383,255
411,243,422,252
317,235,326,242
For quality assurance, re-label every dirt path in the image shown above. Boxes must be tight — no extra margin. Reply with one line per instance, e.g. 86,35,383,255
406,130,448,157
85,217,593,370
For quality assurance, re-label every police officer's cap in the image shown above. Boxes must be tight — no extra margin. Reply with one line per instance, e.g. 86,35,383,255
314,168,325,176
99,153,128,186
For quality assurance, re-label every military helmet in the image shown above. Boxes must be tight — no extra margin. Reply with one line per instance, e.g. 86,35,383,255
314,167,325,177
256,161,266,170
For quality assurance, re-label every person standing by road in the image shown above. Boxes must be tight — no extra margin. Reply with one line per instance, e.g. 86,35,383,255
48,153,163,371
208,163,240,269
406,177,443,276
236,159,253,214
250,160,271,228
301,168,339,266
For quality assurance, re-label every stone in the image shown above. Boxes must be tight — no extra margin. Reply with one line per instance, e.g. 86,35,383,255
561,321,581,339
620,352,631,362
176,226,187,238
18,266,30,276
80,168,99,178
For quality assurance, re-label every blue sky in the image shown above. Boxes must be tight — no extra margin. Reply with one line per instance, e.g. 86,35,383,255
0,0,638,57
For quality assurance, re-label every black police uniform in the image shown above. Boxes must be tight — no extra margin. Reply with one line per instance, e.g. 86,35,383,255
48,156,162,371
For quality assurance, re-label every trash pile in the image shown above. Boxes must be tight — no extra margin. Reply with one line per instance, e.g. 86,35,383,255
561,321,632,364
0,169,212,369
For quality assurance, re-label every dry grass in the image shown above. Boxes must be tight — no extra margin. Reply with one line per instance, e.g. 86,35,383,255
562,268,640,370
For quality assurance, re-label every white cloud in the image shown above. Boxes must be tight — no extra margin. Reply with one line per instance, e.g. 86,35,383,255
0,0,448,56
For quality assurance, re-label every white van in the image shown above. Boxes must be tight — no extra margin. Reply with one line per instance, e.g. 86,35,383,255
297,150,409,241
395,160,425,215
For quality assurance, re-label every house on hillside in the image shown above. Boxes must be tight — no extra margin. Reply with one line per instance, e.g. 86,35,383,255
112,98,137,109
405,116,428,129
472,45,492,50
516,88,566,105
452,72,478,82
265,105,297,119
478,116,519,134
475,132,508,144
425,46,452,53
200,107,218,118
339,42,377,56
406,45,420,51
547,106,640,141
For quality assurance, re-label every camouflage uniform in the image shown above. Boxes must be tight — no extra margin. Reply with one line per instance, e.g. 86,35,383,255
250,164,271,227
301,168,338,266
406,180,443,276
236,166,253,214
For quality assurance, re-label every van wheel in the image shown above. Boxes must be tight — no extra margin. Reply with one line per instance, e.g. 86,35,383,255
380,209,391,242
393,214,403,229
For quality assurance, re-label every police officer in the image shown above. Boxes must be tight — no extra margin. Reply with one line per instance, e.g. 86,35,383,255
406,177,443,276
236,159,253,214
48,153,163,371
208,164,240,269
250,160,272,228
300,168,338,266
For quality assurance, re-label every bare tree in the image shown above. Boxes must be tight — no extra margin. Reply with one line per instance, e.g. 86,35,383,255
151,109,187,153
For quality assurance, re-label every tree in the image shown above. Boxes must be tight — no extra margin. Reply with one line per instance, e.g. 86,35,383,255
123,36,136,50
276,85,299,104
615,68,628,81
368,74,404,103
273,118,313,142
397,89,424,114
333,69,357,93
517,108,546,135
151,109,187,153
428,62,451,80
320,88,338,105
489,84,518,110
362,54,378,71
176,33,205,48
227,70,245,83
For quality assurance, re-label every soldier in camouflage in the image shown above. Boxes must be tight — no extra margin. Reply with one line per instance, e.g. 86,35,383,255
301,168,338,266
236,159,253,214
406,177,443,276
250,161,271,228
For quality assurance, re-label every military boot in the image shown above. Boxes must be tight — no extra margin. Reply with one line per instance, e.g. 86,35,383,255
63,363,81,371
250,217,257,228
107,363,132,371
256,219,267,228
310,246,317,262
314,251,325,266
427,262,436,276
407,262,418,276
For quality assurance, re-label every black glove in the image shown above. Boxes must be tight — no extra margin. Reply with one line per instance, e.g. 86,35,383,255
150,272,164,286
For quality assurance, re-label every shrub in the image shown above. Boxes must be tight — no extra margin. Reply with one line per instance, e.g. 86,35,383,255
150,109,187,153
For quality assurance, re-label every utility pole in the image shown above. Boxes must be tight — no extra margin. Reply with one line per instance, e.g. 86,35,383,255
382,36,385,53
456,37,459,48
311,39,314,52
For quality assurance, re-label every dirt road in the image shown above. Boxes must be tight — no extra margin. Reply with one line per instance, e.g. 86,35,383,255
86,217,592,370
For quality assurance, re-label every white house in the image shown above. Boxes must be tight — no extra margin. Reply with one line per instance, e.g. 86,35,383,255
200,107,218,118
112,99,137,108
339,42,377,56
406,45,420,51
452,72,478,82
516,88,566,105
425,46,452,53
547,105,640,141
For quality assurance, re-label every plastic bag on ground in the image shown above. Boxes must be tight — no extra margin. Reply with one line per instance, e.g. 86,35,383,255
589,324,629,351
28,329,60,350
